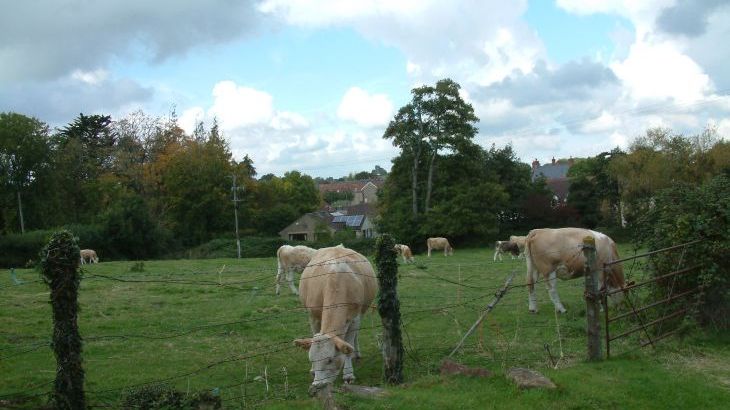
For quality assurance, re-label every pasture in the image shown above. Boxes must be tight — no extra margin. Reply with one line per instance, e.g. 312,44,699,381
1,245,729,409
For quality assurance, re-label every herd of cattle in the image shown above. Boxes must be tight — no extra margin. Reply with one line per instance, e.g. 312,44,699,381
77,227,625,391
276,227,626,390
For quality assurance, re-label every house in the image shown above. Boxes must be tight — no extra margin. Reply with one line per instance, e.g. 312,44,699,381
531,157,574,204
278,204,379,242
318,179,384,206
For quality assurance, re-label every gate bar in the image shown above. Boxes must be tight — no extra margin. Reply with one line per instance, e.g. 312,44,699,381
606,265,701,296
604,240,702,266
609,308,688,342
608,287,701,323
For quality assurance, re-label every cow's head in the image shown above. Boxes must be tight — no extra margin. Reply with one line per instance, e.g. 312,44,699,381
602,263,627,306
293,333,353,390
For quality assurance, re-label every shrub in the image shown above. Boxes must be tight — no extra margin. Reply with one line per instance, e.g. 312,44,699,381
0,229,53,268
121,384,221,409
633,174,730,329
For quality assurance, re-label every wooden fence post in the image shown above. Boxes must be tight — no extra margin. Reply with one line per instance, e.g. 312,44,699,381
582,236,603,361
375,234,403,384
40,230,85,409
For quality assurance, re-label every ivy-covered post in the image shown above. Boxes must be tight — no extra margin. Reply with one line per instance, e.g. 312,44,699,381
375,234,404,384
41,230,85,410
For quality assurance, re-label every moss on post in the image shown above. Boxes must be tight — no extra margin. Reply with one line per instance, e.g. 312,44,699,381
40,230,85,410
375,234,404,384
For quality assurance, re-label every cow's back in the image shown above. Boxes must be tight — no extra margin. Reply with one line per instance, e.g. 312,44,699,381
299,246,378,320
526,228,622,281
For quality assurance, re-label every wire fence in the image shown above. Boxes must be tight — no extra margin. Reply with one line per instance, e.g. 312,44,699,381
0,243,676,408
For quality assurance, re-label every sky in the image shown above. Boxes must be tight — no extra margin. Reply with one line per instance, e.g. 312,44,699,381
2,0,730,177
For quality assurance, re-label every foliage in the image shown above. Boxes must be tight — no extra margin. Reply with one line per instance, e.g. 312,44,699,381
40,230,85,410
0,229,54,268
634,174,730,329
121,384,221,409
375,234,404,384
567,149,623,228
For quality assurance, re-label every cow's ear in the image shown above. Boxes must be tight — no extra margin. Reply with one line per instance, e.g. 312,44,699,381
332,336,354,354
293,338,313,350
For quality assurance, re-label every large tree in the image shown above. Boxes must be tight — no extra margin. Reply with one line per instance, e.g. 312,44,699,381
383,78,478,216
0,112,52,233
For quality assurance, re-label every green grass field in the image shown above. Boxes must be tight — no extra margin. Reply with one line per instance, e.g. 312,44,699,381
1,245,728,409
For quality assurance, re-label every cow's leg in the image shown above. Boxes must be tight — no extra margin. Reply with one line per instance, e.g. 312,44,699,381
427,247,432,257
275,267,283,296
527,260,538,313
286,269,299,295
342,317,360,383
547,271,567,313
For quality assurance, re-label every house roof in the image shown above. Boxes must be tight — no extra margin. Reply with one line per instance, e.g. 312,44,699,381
532,163,571,181
318,178,384,193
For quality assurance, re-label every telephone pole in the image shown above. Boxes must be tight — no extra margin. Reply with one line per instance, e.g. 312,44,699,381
231,174,244,259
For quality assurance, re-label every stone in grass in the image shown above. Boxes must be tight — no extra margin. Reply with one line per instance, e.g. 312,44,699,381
440,359,493,377
507,368,556,389
340,384,389,398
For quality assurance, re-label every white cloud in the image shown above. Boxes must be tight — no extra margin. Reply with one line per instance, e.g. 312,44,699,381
179,106,205,134
337,87,394,127
71,69,109,85
611,40,712,103
580,111,621,134
209,81,274,129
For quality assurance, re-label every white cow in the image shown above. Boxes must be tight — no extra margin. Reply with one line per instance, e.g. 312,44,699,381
394,244,415,263
426,237,453,257
80,249,99,264
493,240,520,261
509,235,527,259
525,228,626,313
276,245,316,295
293,245,378,392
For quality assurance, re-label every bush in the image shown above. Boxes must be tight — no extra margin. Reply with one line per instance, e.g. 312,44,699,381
634,174,730,329
182,235,377,259
0,229,50,268
122,384,221,410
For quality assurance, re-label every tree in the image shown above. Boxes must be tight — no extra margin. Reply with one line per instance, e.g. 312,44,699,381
567,149,623,228
0,112,52,233
383,78,478,216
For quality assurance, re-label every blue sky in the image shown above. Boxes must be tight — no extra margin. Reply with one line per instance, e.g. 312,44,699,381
1,0,729,177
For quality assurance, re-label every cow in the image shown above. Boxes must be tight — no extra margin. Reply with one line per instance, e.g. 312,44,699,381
275,245,317,296
509,235,527,259
80,249,99,264
493,240,520,262
524,227,625,313
426,237,453,257
293,245,378,392
394,244,415,263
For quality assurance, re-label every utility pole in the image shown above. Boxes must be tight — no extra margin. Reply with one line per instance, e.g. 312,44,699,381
231,174,244,259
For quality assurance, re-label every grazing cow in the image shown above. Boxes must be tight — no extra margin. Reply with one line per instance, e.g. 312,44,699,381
426,237,453,257
276,245,317,296
80,249,99,264
525,227,625,313
509,235,527,259
493,240,520,261
394,244,415,263
293,245,377,392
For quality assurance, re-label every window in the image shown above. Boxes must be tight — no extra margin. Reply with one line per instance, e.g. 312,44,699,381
290,233,307,241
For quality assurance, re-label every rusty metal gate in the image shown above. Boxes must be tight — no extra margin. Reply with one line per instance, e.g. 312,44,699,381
601,240,704,358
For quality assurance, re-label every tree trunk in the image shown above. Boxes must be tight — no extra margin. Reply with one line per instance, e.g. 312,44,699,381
17,190,25,234
425,151,436,213
411,143,421,217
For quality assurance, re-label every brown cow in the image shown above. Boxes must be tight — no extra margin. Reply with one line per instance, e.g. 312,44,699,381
525,228,625,313
493,240,520,261
509,235,527,258
426,237,453,257
275,245,317,295
394,244,415,263
80,249,99,264
293,245,378,392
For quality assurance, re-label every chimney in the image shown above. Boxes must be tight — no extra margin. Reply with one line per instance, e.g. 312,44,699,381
551,157,556,165
531,158,540,170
